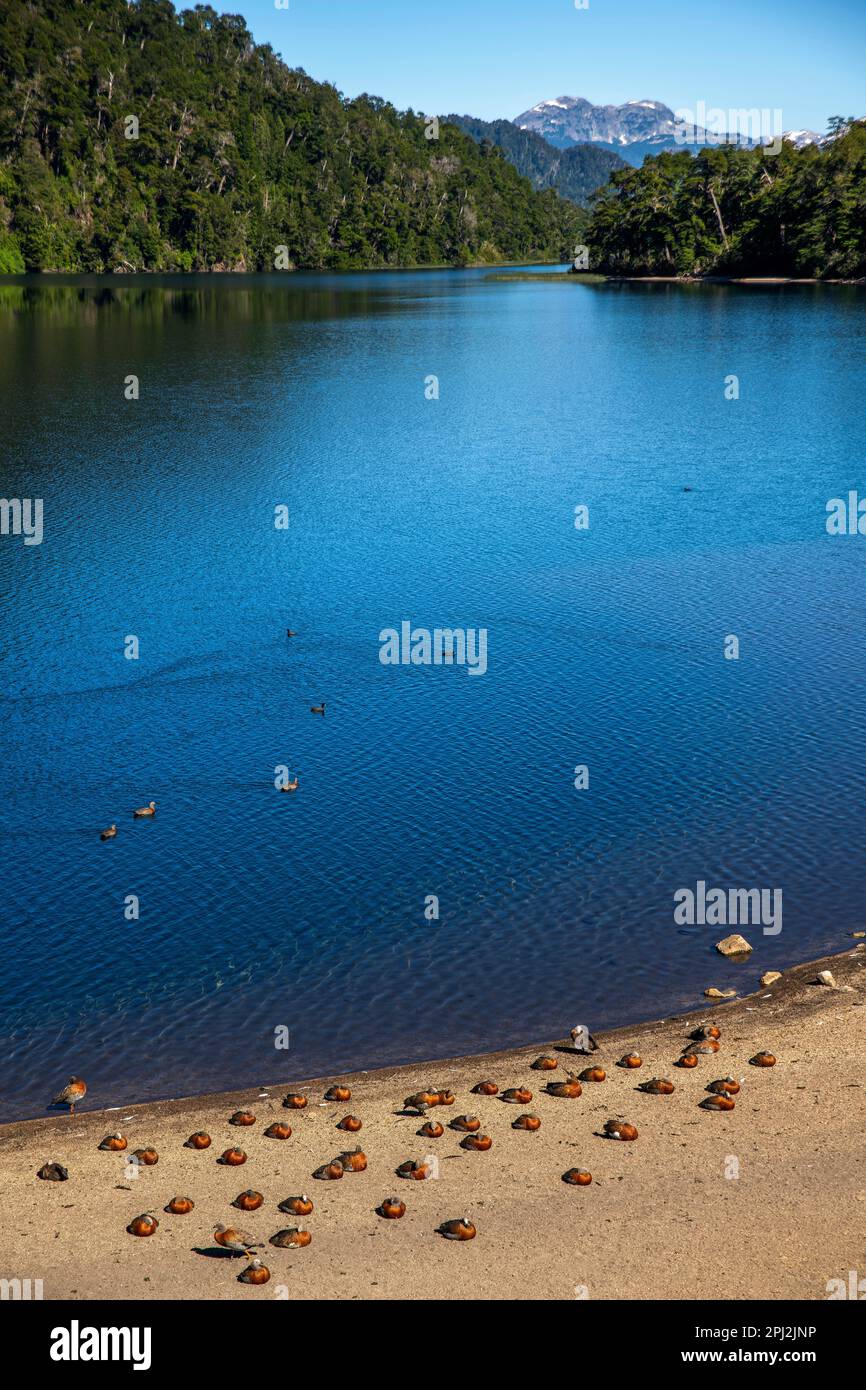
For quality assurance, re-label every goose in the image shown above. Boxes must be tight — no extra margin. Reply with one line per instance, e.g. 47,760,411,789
133,801,156,818
52,1076,86,1116
100,825,117,841
310,701,325,715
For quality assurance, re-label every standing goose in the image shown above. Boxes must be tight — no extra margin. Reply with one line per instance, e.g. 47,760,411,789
52,1076,86,1116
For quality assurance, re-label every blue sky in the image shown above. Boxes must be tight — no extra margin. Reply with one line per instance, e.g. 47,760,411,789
230,0,864,134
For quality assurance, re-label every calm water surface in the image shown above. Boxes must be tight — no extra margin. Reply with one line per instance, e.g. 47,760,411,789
1,269,864,1121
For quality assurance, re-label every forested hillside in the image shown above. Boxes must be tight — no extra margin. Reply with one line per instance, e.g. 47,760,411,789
445,113,626,206
0,0,582,272
586,126,866,278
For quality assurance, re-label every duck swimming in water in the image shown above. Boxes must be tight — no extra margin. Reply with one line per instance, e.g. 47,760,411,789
100,825,117,842
280,775,299,792
52,1076,87,1117
133,801,156,818
438,1217,476,1241
310,702,326,715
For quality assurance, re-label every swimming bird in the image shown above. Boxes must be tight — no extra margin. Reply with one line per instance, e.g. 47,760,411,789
438,1217,476,1241
234,1190,264,1212
419,1120,444,1138
127,1213,159,1236
472,1080,499,1095
37,1161,69,1181
270,1228,312,1248
378,1198,406,1219
264,1122,293,1140
166,1196,195,1215
280,775,299,792
133,801,156,818
640,1078,675,1095
603,1119,638,1141
218,1148,247,1166
98,1133,127,1152
325,1083,351,1102
707,1076,740,1095
286,630,298,637
310,702,326,715
460,1133,492,1151
617,1052,642,1069
500,1086,533,1104
214,1225,263,1258
512,1113,541,1131
238,1259,270,1284
750,1050,776,1067
563,1169,592,1186
451,1115,481,1132
52,1076,86,1116
230,1110,256,1127
100,825,117,841
184,1131,212,1149
546,1075,582,1099
279,1195,313,1216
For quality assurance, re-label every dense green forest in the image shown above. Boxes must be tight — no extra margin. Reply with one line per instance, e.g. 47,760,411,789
586,125,866,278
445,113,625,207
0,0,583,272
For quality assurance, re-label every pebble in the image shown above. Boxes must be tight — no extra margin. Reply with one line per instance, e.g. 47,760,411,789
715,934,752,956
760,971,782,987
704,987,736,999
816,970,836,987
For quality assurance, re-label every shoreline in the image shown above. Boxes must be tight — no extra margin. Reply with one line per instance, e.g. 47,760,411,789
3,944,865,1301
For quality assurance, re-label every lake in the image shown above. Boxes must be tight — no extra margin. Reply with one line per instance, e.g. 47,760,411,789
1,268,864,1121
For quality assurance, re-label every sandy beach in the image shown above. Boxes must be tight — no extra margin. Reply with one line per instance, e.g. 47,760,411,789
2,946,864,1302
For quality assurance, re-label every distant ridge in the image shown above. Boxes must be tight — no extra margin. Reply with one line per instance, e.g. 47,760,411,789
445,114,627,206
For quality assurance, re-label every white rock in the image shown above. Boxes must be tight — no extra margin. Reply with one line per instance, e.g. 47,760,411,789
760,971,782,987
704,987,736,998
816,970,836,987
715,934,752,956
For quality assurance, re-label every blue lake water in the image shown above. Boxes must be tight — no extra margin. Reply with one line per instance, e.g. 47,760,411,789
1,268,864,1121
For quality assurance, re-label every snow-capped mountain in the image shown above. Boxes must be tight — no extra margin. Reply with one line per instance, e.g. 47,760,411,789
514,96,684,150
779,129,823,148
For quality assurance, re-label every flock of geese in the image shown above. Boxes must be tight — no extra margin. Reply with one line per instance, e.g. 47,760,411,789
39,1021,778,1289
99,631,320,838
